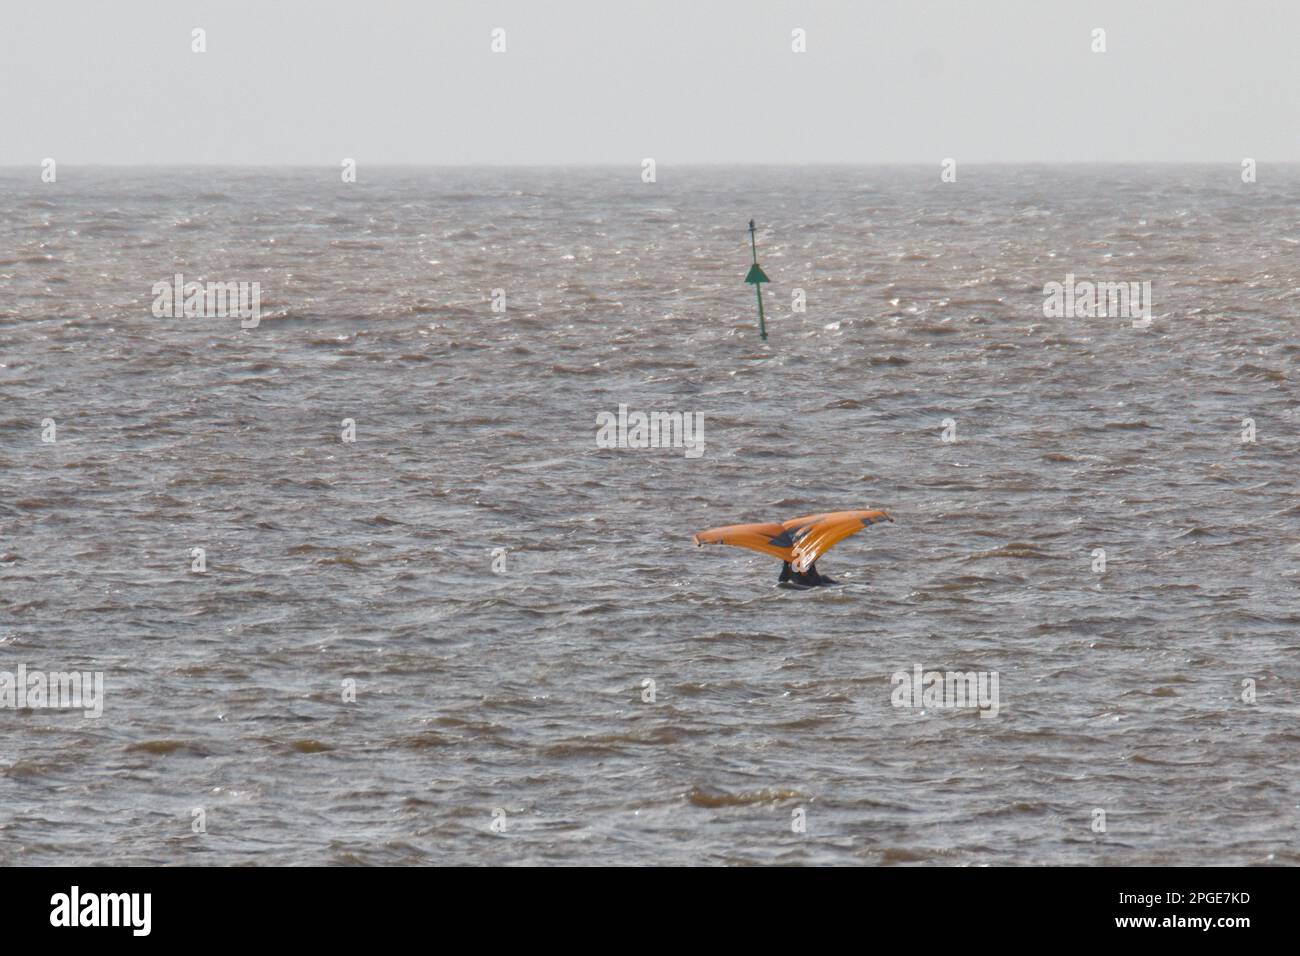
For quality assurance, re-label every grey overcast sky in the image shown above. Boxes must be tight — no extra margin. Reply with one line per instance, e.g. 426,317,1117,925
2,0,1297,165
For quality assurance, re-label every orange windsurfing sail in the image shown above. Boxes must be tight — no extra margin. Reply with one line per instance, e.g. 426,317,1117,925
693,509,893,572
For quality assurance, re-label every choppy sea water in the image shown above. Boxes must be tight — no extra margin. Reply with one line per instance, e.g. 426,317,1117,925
1,166,1297,865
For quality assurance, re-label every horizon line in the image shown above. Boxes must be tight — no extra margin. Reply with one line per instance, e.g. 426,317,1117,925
2,159,1296,169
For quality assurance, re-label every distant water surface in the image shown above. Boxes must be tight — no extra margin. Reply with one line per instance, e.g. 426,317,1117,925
0,166,1297,864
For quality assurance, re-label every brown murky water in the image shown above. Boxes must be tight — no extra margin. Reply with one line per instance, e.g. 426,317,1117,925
1,166,1297,864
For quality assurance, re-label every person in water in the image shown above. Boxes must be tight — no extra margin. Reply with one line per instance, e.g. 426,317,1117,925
778,561,837,587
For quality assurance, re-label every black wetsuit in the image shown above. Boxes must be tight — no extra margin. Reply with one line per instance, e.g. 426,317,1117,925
779,561,836,587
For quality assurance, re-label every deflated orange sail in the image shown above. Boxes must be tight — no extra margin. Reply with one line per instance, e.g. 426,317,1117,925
693,509,893,570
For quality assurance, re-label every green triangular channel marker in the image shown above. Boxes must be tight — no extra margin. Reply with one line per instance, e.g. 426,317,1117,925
746,219,769,340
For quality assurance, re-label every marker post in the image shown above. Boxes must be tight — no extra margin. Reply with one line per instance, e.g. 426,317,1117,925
744,218,771,340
